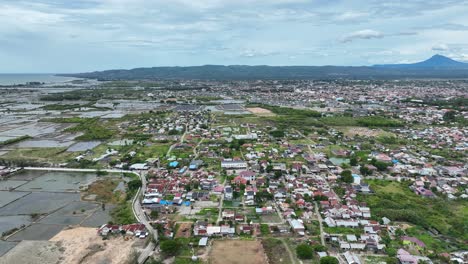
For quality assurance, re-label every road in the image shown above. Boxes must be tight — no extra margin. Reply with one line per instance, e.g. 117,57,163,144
216,175,227,224
25,167,157,264
193,138,205,159
166,123,188,158
280,238,298,264
314,201,325,246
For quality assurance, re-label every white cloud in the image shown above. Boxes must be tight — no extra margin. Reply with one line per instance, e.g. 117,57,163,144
340,29,384,43
432,43,449,51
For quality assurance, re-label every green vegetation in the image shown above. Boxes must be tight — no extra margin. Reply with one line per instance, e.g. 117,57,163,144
44,117,115,140
261,238,293,264
269,130,285,138
322,115,403,127
356,116,403,127
358,180,468,252
340,170,353,183
110,202,135,224
260,224,270,235
42,102,111,111
160,240,181,256
296,244,314,259
320,256,339,264
324,226,362,235
0,135,31,147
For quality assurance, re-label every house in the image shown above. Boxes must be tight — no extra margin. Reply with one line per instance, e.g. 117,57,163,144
414,187,435,198
397,249,418,264
239,224,253,234
224,186,233,200
343,251,362,264
130,163,148,170
198,237,208,247
288,219,305,235
189,160,204,170
271,163,287,171
222,210,235,220
239,170,256,182
194,221,208,236
221,159,248,169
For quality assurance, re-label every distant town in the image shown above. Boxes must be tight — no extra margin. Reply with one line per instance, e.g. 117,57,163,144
0,78,466,264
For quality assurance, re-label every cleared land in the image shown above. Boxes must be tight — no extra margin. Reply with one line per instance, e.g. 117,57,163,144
209,240,267,264
261,238,293,264
175,222,193,238
49,227,139,264
247,107,275,116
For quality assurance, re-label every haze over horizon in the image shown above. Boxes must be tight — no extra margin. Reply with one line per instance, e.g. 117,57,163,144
2,0,468,73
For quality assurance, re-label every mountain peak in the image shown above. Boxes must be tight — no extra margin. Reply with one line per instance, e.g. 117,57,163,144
425,54,457,62
375,54,468,68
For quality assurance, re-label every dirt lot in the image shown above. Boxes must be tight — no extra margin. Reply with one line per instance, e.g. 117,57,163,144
49,227,140,264
247,107,275,116
341,127,385,137
209,240,267,264
175,222,192,238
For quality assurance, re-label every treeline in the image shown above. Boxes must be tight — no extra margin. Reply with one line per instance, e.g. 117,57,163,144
0,135,31,147
43,117,115,140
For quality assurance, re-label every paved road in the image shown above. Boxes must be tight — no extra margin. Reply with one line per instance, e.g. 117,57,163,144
25,167,157,264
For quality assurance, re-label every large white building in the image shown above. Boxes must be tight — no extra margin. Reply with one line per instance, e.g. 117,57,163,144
221,159,248,169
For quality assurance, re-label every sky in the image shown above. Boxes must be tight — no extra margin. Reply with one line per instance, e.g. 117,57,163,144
2,0,468,73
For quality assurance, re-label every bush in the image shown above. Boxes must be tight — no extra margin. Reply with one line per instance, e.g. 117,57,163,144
269,130,285,138
160,240,181,256
320,256,339,264
340,170,353,183
296,244,313,259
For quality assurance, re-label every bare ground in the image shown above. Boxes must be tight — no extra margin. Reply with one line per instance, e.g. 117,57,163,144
209,240,268,264
246,107,275,116
49,227,139,264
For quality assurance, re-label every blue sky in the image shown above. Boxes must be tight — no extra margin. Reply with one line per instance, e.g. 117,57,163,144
1,0,468,73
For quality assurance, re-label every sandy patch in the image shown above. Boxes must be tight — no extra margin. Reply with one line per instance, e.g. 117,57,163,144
175,222,192,238
247,107,275,116
49,227,138,264
209,240,267,264
342,127,385,137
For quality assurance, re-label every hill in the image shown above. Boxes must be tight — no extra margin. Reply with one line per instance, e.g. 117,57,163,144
60,55,468,80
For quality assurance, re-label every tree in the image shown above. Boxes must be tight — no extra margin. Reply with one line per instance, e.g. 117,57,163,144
320,256,339,264
160,240,180,256
150,210,159,219
385,257,398,264
274,171,282,179
386,247,397,257
443,110,456,121
127,179,142,191
360,165,372,175
349,156,358,166
340,170,353,183
312,244,327,252
296,244,314,259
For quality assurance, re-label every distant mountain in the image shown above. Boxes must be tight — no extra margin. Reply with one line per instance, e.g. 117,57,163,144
375,54,468,69
60,55,468,80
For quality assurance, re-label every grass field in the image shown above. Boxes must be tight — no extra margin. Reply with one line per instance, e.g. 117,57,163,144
261,238,293,264
2,147,75,163
359,180,468,252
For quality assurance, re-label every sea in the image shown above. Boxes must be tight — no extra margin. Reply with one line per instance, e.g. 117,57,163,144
0,74,80,86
